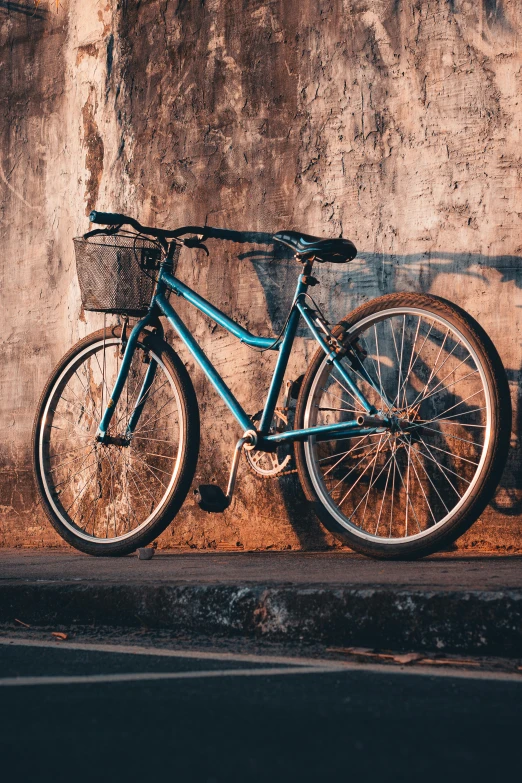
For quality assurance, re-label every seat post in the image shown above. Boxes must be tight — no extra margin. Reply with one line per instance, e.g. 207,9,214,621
299,256,318,287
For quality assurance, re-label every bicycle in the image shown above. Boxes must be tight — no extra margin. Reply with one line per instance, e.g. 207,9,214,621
32,210,512,559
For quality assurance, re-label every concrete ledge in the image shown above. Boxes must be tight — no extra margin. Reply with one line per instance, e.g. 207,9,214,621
1,582,522,657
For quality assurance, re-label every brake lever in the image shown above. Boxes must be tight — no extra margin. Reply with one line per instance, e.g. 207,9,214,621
183,235,209,255
83,225,123,239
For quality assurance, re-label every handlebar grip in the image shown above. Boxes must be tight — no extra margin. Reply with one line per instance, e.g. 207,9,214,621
89,210,127,225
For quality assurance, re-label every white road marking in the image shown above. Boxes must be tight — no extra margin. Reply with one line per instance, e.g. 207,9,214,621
0,636,330,667
0,666,345,687
1,636,521,684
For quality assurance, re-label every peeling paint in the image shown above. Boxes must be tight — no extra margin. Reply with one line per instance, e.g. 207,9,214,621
81,91,104,215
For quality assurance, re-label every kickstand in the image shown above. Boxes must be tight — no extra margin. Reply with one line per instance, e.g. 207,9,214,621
195,432,256,513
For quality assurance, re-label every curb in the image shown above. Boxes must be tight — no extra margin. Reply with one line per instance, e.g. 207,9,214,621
2,582,522,656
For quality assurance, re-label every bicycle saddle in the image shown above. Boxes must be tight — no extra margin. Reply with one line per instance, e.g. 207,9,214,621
273,231,357,263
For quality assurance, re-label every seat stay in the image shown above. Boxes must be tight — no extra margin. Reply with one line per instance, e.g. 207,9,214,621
296,300,377,415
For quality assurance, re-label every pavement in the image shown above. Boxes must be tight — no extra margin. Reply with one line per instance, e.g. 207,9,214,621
1,635,521,782
1,548,522,656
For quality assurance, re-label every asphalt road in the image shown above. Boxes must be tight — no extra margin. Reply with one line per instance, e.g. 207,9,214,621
1,638,521,783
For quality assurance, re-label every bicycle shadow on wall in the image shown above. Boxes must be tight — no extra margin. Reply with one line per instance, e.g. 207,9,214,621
0,1,47,19
199,234,521,548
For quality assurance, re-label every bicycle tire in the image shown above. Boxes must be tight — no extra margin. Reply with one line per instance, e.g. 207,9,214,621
33,325,200,556
294,293,511,559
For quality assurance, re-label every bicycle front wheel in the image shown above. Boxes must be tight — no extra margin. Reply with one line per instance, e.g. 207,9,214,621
33,326,199,556
295,293,511,559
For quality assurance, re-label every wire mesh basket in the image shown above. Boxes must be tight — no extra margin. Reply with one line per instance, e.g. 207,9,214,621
74,234,178,316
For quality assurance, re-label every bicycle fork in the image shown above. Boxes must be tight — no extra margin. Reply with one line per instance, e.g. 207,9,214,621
96,311,157,444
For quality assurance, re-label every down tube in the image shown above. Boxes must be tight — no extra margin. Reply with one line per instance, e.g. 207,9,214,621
155,293,253,433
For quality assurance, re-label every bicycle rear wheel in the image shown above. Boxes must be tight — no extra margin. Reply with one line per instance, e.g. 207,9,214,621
33,326,199,556
295,293,511,559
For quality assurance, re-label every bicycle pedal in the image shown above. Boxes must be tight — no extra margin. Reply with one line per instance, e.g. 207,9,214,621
194,484,230,513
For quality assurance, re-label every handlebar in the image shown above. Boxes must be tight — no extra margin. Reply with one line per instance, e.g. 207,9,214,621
89,210,190,239
89,211,127,226
90,210,218,241
88,210,274,246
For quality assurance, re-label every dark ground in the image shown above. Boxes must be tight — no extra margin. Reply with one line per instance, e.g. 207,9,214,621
0,635,521,783
2,549,522,781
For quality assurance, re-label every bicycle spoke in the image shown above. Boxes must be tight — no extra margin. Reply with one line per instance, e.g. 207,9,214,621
397,445,426,534
330,439,385,493
59,395,98,424
419,423,482,449
329,374,367,412
54,454,97,490
131,434,178,447
407,446,438,527
92,352,109,411
116,376,170,431
416,368,479,410
389,316,405,409
48,426,93,437
126,461,164,507
75,369,100,422
420,438,479,467
38,334,183,544
323,436,374,477
338,435,391,510
318,435,378,464
320,386,363,413
398,316,421,409
400,440,422,535
133,396,177,435
374,457,393,536
407,438,450,517
125,463,152,514
62,382,100,423
407,392,486,433
412,439,466,494
408,327,453,408
418,401,486,428
317,405,362,414
397,319,435,401
48,446,92,471
306,303,492,544
352,434,387,529
130,451,170,488
63,465,98,515
372,323,389,410
430,418,486,428
134,449,178,462
131,411,180,436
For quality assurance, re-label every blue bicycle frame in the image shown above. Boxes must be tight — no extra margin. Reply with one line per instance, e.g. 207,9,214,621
96,257,386,450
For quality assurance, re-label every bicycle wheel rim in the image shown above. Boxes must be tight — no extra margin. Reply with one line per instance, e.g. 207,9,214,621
303,307,493,544
37,336,184,544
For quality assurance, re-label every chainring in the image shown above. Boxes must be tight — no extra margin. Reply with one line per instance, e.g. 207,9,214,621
245,409,293,477
245,447,292,477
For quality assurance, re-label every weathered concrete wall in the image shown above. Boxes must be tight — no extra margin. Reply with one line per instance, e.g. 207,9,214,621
1,0,521,550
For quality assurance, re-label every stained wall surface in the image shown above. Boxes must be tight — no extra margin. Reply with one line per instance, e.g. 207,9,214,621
1,0,520,550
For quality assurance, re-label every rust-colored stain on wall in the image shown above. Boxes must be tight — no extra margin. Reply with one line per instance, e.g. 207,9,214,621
0,0,520,551
81,91,104,215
